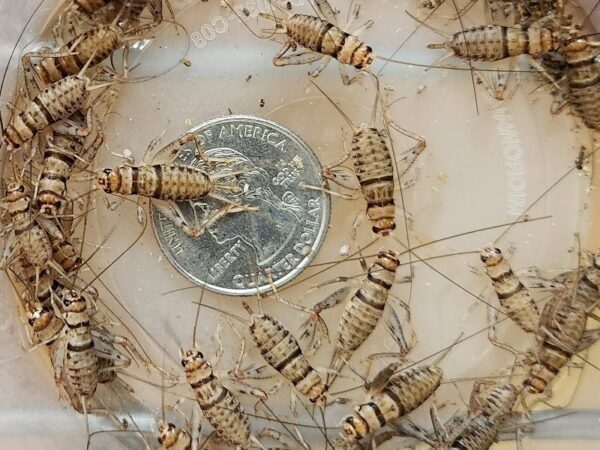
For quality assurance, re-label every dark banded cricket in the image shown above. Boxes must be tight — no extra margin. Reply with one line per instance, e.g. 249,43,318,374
52,289,133,412
341,362,443,442
422,16,600,130
449,383,518,450
98,132,253,238
480,246,540,334
301,250,401,387
397,381,518,450
523,288,600,396
35,110,105,218
561,38,600,130
22,23,151,94
229,0,375,83
180,347,263,449
55,0,169,42
304,79,425,237
2,75,91,152
241,301,328,406
5,180,54,268
427,25,559,62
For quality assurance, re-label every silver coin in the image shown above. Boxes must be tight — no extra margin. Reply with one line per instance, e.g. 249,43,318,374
151,115,330,296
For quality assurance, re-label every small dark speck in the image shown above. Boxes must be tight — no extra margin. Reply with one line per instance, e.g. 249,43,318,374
228,108,233,115
575,147,585,170
259,99,265,108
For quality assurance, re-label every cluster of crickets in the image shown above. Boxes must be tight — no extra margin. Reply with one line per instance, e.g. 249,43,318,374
1,0,600,449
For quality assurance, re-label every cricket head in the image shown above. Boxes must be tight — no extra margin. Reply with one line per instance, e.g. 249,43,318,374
480,245,503,266
97,168,120,193
341,414,368,441
377,250,400,271
28,304,54,332
179,348,207,372
157,422,183,448
59,290,87,313
5,180,30,203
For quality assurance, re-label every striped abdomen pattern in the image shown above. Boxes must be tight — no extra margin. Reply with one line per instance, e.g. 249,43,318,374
37,25,122,84
352,128,395,235
451,384,517,449
565,40,600,130
7,185,52,267
481,247,540,333
342,365,442,441
62,292,98,400
182,350,251,448
3,76,87,148
525,294,587,393
333,251,399,373
249,313,326,403
99,164,214,201
283,14,374,68
450,26,556,61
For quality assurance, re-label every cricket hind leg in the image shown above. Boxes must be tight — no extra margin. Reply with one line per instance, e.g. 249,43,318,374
153,201,244,239
381,92,426,178
487,302,529,358
298,285,352,354
271,37,321,70
20,47,63,96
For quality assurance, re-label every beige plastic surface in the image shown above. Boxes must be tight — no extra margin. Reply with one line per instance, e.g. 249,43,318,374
1,0,600,449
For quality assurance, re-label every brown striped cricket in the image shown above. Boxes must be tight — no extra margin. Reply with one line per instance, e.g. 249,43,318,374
418,11,600,129
30,82,117,222
0,177,84,279
302,77,426,240
49,288,140,413
478,245,543,356
393,380,520,450
97,131,257,238
22,19,159,96
55,0,174,44
223,0,383,84
336,336,461,446
1,52,118,153
176,299,273,450
296,248,415,390
517,250,600,400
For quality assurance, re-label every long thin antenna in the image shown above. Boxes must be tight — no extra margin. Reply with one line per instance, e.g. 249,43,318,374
449,0,479,114
0,0,47,132
192,283,207,347
309,80,355,128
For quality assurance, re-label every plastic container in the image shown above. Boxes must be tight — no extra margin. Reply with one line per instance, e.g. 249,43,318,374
1,0,600,448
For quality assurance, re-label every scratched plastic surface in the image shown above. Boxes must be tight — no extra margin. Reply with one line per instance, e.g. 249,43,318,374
1,0,600,449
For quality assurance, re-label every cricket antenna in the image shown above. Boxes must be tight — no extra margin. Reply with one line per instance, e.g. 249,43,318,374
194,301,250,325
433,332,464,366
367,71,381,127
404,10,450,39
448,0,480,115
0,0,48,133
581,0,600,29
221,0,279,40
192,283,207,347
309,79,355,128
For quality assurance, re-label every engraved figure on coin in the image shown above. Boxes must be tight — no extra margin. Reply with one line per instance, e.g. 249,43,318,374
189,147,305,266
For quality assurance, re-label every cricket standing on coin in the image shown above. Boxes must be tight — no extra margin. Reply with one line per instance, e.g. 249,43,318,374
145,116,329,296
